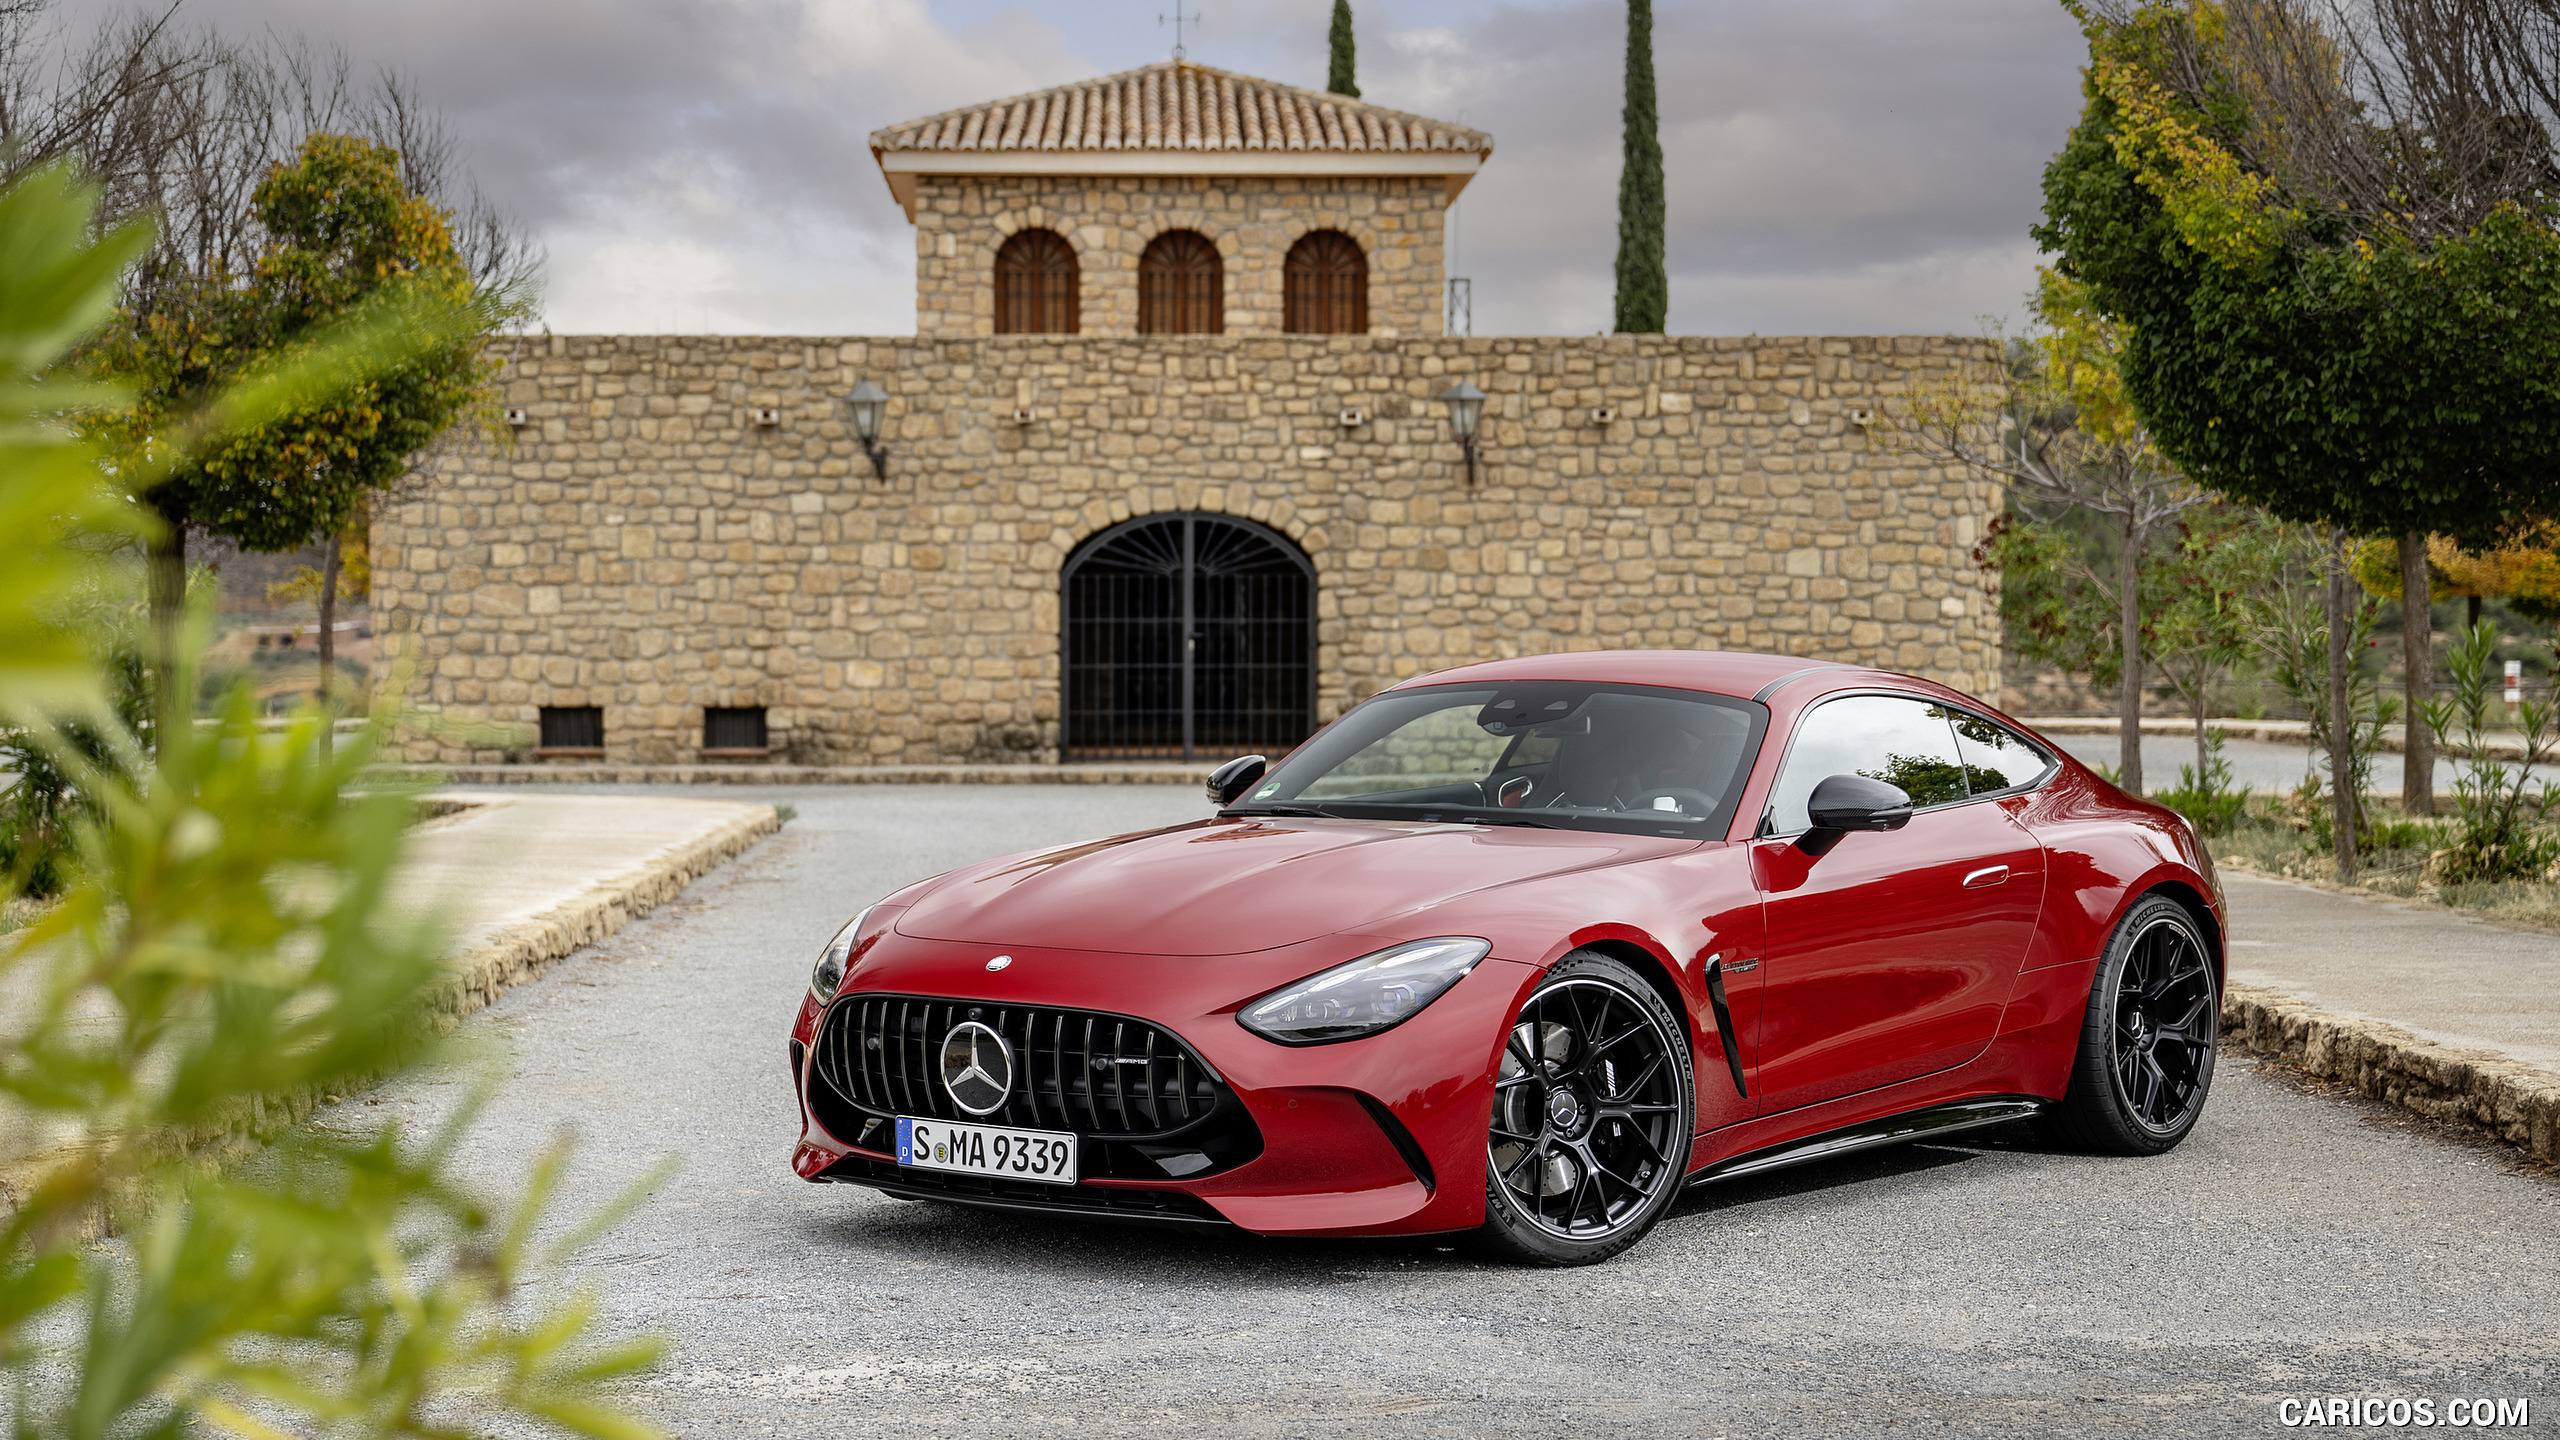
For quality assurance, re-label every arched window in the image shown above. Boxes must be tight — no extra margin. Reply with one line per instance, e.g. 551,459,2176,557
994,228,1078,334
1138,230,1223,335
1283,230,1368,334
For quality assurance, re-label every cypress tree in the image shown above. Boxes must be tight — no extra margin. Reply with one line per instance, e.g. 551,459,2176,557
1613,0,1666,333
1327,0,1359,98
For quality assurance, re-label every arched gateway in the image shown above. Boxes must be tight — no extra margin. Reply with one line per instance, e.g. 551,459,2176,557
1060,513,1315,761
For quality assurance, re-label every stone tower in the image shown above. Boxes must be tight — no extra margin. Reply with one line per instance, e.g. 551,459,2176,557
870,61,1491,338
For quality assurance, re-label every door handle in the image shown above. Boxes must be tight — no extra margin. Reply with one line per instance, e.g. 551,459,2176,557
1962,865,2010,889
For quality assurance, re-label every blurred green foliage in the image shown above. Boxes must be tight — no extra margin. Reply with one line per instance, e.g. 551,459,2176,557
2,161,665,1440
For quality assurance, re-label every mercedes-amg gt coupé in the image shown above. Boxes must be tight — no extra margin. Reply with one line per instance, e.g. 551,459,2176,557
787,650,2224,1264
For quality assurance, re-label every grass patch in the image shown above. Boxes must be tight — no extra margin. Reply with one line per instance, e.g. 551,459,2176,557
2212,798,2560,935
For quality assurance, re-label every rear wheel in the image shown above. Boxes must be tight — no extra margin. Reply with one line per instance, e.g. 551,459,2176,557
2042,894,2219,1155
1475,952,1694,1266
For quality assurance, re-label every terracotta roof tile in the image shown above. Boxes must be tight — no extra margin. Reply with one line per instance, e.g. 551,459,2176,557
870,60,1492,158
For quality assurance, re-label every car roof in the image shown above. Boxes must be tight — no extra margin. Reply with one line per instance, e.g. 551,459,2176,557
1380,650,1890,703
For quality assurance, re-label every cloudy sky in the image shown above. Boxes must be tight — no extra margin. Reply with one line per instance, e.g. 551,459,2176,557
58,0,2094,337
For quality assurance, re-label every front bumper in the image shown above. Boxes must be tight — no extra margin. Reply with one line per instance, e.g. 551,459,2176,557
788,933,1542,1237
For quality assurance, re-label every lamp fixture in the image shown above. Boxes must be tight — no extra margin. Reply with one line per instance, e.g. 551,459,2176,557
843,380,890,481
1439,381,1486,487
1589,405,1618,425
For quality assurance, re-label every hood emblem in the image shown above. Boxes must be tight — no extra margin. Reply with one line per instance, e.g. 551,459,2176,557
940,1021,1014,1116
985,954,1013,971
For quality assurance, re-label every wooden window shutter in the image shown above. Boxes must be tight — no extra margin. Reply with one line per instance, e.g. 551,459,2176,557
994,229,1079,334
1283,230,1368,335
1139,230,1223,335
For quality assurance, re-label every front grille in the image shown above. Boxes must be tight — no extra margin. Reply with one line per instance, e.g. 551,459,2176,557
806,993,1263,1184
812,993,1233,1140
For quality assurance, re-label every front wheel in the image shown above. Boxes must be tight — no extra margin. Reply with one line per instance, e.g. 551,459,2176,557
2041,894,2219,1155
1475,952,1695,1266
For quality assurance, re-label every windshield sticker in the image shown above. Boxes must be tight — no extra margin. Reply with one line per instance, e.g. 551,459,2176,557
1254,783,1281,797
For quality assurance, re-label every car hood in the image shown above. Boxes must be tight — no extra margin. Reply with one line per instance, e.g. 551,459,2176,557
892,816,1694,957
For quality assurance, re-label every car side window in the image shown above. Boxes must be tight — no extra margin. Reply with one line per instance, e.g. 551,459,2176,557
1949,712,2052,794
1765,694,1969,834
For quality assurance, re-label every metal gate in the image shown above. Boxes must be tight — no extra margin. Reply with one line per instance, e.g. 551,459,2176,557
1061,513,1315,761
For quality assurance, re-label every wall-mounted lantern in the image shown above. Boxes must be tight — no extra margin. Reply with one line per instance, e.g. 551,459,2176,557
843,380,890,481
1439,381,1486,487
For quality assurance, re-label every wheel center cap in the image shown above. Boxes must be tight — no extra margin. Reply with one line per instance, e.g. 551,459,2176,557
1546,1088,1584,1132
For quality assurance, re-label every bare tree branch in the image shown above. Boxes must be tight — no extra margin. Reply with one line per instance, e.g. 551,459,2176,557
2099,0,2560,245
0,1,542,315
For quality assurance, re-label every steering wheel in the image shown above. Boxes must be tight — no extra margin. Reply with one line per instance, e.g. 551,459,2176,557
1628,787,1718,818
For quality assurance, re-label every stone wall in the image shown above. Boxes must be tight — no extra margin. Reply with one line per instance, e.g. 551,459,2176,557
911,174,1448,337
375,332,2003,766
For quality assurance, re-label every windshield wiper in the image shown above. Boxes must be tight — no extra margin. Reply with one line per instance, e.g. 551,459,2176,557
1469,813,1564,828
1225,803,1335,818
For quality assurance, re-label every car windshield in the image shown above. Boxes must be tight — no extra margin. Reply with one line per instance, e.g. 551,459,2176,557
1229,683,1768,837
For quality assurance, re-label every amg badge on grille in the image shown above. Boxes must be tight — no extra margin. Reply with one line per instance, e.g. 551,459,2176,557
939,1021,1014,1115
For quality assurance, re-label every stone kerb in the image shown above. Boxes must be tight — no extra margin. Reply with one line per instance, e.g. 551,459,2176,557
2222,981,2560,1164
374,332,2001,767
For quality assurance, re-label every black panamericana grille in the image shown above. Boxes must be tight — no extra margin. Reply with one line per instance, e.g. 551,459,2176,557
811,994,1237,1141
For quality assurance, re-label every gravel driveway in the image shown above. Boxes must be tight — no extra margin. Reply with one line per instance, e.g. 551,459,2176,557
395,786,2560,1438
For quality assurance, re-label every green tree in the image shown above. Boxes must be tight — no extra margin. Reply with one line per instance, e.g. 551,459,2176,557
1974,513,2118,686
1326,0,1359,98
2152,506,2288,782
1612,0,1665,334
4,159,663,1440
2036,2,2560,877
1898,270,2210,792
86,131,511,719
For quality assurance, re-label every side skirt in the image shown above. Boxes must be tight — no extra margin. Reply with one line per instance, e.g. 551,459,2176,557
1684,1095,2051,1188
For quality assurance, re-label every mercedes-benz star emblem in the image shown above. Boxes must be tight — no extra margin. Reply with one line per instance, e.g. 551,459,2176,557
985,954,1012,971
939,1021,1014,1116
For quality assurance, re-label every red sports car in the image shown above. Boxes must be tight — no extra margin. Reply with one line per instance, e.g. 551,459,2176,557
788,651,2224,1265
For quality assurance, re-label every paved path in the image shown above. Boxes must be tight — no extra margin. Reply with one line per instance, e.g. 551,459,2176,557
371,786,2560,1439
2223,871,2560,1078
399,790,773,951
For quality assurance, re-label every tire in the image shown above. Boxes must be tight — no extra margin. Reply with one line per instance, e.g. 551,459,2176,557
2040,894,2219,1156
1474,951,1696,1266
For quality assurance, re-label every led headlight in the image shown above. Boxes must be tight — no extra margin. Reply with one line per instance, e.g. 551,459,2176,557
1239,937,1491,1045
810,905,874,1003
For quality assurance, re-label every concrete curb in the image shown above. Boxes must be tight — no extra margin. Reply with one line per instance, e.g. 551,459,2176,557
1,803,781,1234
442,802,781,1018
2023,715,2534,764
371,762,1214,787
2220,981,2560,1165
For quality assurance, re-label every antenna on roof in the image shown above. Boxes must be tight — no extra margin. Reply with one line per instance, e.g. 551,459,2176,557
1159,7,1201,60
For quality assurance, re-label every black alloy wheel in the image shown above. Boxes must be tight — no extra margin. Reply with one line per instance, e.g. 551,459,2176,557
1477,952,1694,1266
2044,894,2220,1155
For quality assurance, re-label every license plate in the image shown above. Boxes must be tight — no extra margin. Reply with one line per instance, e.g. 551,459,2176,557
896,1117,1078,1186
